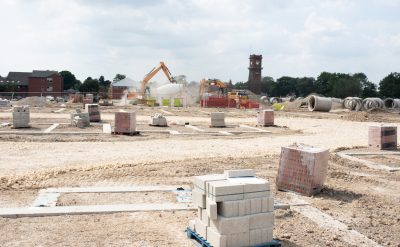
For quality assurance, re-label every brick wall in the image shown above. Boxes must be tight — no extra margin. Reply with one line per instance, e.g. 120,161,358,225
368,125,397,150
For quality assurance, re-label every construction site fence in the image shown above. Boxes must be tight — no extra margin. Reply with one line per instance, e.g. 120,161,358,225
0,91,103,102
201,97,260,109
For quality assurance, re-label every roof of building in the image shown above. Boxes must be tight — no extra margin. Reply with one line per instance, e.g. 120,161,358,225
6,72,32,85
112,77,140,88
30,70,59,77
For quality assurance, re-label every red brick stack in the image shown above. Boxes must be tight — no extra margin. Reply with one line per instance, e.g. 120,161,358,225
257,109,274,126
85,104,101,122
276,143,329,196
368,125,397,150
114,111,136,133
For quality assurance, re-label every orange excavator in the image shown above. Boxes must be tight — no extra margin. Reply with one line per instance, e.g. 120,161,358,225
199,78,226,98
128,61,176,100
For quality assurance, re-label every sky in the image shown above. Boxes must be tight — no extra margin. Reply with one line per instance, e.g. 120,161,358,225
0,0,399,84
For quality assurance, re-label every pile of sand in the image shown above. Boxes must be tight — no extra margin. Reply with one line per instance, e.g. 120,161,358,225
13,96,50,107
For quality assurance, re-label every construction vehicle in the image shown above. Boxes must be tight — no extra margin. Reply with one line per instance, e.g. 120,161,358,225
199,78,226,98
128,61,176,104
228,90,249,108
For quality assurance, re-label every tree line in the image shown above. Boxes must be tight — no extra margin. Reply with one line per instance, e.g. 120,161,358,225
234,72,400,98
60,71,126,94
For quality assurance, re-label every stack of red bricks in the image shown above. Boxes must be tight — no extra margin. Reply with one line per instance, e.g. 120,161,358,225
114,111,136,133
189,169,274,247
368,125,397,150
85,104,101,122
276,143,329,196
257,109,274,126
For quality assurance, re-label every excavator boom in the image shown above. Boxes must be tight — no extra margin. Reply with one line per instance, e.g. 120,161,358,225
140,61,175,94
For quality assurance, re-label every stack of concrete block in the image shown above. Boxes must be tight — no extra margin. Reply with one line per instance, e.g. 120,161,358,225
70,111,90,128
211,112,225,127
189,169,274,247
85,104,101,122
257,109,274,126
12,105,30,128
149,114,167,127
368,125,397,150
276,143,329,196
114,111,136,133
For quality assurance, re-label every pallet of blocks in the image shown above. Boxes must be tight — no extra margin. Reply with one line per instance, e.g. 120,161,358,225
188,169,280,247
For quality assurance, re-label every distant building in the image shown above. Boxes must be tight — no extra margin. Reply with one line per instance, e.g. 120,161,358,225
0,70,63,97
110,77,139,99
247,54,263,94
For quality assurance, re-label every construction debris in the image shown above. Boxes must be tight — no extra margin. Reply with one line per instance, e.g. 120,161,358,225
190,170,275,247
0,98,10,107
149,114,168,127
12,105,30,128
276,143,329,196
368,125,397,150
70,109,90,128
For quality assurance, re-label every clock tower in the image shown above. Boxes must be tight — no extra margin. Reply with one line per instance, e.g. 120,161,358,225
248,54,263,94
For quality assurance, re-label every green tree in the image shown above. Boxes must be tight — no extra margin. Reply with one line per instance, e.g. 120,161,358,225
0,82,17,92
379,72,400,98
275,76,297,96
295,77,315,97
113,74,126,82
261,76,276,96
60,71,78,90
98,75,112,97
79,77,99,92
234,81,248,90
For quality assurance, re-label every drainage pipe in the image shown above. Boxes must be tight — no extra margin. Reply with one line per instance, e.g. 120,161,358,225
343,97,363,111
308,95,332,112
393,99,400,108
362,98,384,110
384,98,394,108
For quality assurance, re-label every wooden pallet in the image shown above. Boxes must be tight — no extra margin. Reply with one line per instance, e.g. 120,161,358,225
111,131,140,136
185,227,281,247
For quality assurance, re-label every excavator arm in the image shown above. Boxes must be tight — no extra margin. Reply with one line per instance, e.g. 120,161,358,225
140,61,175,94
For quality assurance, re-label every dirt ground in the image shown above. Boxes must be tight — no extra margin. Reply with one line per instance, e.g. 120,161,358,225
0,104,399,246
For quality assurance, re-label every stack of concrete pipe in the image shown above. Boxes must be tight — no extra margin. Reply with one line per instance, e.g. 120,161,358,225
343,97,363,111
383,98,400,109
308,95,332,112
362,98,384,110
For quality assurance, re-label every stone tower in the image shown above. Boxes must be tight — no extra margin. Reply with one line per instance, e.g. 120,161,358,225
248,54,263,94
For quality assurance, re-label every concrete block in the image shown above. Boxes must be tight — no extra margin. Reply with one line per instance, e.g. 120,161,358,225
195,217,207,239
244,191,271,199
227,232,249,247
250,198,262,214
192,174,226,192
210,215,249,235
261,197,274,213
211,112,225,127
257,109,274,126
207,180,244,202
238,199,251,216
276,143,329,196
218,201,239,218
12,106,30,128
224,169,255,178
114,111,136,133
70,112,90,128
192,189,206,208
249,212,274,230
207,198,218,220
207,226,227,247
261,227,274,244
201,208,210,226
229,177,270,193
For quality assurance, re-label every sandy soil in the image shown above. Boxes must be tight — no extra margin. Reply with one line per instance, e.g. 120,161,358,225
0,106,399,246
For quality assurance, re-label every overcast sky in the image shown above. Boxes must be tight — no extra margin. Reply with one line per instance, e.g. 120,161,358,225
0,0,399,84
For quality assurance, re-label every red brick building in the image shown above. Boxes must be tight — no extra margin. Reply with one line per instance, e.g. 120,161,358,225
0,70,63,97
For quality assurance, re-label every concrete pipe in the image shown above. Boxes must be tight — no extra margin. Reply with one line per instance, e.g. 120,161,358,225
384,98,394,108
343,97,363,111
362,98,384,110
393,99,400,108
308,95,332,112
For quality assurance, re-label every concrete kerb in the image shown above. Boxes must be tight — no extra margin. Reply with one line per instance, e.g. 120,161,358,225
338,151,400,172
